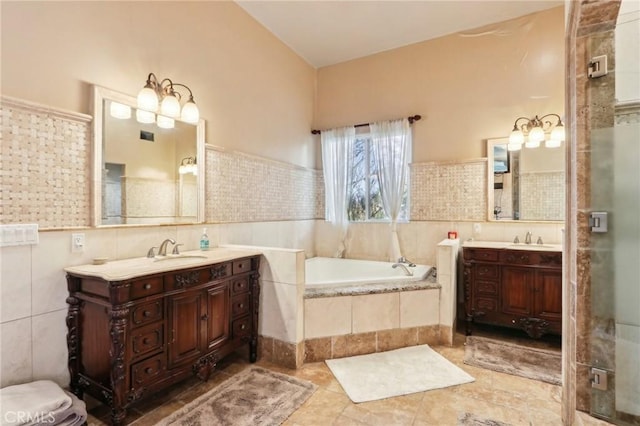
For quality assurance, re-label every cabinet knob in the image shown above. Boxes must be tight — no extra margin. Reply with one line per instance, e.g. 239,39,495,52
201,314,208,321
145,367,153,374
240,324,246,330
143,310,152,317
143,283,152,290
238,303,244,309
512,319,516,324
142,337,150,345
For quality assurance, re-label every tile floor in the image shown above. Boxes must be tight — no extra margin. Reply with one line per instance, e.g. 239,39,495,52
86,333,612,426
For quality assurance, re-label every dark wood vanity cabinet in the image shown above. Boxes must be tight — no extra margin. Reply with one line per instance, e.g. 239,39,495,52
463,247,562,338
66,255,260,425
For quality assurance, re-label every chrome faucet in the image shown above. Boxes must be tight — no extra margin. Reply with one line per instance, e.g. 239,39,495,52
525,231,532,245
392,263,414,277
537,236,544,245
397,256,416,267
158,238,176,256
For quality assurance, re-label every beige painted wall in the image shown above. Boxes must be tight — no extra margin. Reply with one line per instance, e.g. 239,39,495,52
315,6,565,164
1,1,317,168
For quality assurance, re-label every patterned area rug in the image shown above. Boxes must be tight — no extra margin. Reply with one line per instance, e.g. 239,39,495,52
326,345,475,403
464,336,561,385
155,366,317,426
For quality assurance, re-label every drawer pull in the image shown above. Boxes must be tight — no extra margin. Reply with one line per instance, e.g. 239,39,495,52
240,324,246,330
143,283,151,290
145,367,153,374
512,319,516,324
142,337,150,345
201,314,208,321
238,303,244,309
143,311,152,317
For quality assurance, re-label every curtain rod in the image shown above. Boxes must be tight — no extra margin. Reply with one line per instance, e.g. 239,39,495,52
311,114,421,135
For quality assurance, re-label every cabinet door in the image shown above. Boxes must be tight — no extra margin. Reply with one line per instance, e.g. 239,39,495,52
501,266,534,317
534,269,562,322
168,291,206,367
205,282,230,350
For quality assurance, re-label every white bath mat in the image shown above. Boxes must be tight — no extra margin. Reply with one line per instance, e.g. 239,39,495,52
325,344,474,403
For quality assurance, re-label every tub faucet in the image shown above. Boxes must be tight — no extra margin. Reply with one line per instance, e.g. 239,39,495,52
397,256,416,267
392,263,414,277
158,238,176,256
525,231,532,245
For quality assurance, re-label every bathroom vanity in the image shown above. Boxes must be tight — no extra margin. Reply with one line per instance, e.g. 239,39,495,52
462,241,562,338
65,248,261,425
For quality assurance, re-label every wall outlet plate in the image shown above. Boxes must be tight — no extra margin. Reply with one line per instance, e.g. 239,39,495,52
72,233,85,253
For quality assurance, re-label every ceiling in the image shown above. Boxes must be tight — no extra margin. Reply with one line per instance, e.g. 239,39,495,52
236,1,564,68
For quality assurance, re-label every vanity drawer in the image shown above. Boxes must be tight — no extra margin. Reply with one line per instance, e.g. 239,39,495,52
167,269,208,290
209,263,232,281
501,250,536,265
475,264,499,279
131,300,164,327
476,280,498,295
231,278,249,294
131,354,165,388
130,277,163,299
474,297,497,313
232,259,252,275
129,322,164,361
232,316,251,338
465,249,499,262
231,293,250,318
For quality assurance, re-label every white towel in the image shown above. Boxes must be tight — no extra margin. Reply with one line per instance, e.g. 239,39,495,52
0,380,86,426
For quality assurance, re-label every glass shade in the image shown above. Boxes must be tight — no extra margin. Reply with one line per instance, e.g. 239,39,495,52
509,129,524,145
137,87,159,112
181,100,200,124
551,125,566,142
156,115,175,129
160,94,181,118
507,142,522,151
545,139,562,148
109,102,131,119
525,138,541,148
136,109,155,124
528,126,545,143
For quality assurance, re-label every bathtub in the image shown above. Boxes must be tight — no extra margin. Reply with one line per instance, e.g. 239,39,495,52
305,256,433,287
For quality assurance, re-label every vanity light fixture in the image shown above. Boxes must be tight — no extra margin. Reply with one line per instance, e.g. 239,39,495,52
178,157,197,175
109,101,131,120
136,72,200,126
508,114,565,151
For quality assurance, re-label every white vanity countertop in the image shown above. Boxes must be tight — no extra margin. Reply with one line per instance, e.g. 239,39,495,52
64,247,263,281
462,240,562,252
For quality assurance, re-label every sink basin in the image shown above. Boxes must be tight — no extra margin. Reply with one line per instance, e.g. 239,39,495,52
153,254,208,262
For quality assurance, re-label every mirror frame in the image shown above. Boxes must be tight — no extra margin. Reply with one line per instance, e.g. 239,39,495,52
486,137,563,223
91,85,205,227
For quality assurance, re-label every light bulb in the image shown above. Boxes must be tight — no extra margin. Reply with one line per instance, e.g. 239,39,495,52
507,142,522,151
180,100,200,124
156,115,175,129
109,102,131,119
137,86,158,112
160,94,181,118
525,138,541,148
136,109,155,124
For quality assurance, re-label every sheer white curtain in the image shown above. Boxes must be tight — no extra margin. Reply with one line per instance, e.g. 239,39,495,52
371,119,411,262
321,126,356,258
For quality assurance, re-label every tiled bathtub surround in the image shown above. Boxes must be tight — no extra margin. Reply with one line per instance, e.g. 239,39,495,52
0,96,92,228
410,159,487,221
206,147,324,223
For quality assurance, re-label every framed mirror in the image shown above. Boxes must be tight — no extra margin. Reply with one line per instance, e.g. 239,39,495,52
487,138,565,222
92,86,205,226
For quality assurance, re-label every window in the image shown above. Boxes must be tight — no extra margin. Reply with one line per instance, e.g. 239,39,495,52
347,134,410,222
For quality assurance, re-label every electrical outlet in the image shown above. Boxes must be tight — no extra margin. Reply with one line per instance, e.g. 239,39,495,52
473,223,482,234
71,233,85,253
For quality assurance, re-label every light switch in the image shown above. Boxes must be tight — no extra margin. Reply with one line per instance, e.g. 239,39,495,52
0,224,39,247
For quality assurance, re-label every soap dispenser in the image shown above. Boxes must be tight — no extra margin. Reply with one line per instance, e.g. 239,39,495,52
200,228,210,251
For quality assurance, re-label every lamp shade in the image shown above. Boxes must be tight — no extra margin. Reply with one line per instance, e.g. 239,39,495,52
545,139,562,148
507,142,522,151
551,125,565,142
136,109,155,124
528,126,545,143
160,94,181,118
509,129,524,145
181,100,200,124
110,102,131,119
137,87,159,112
156,115,175,129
